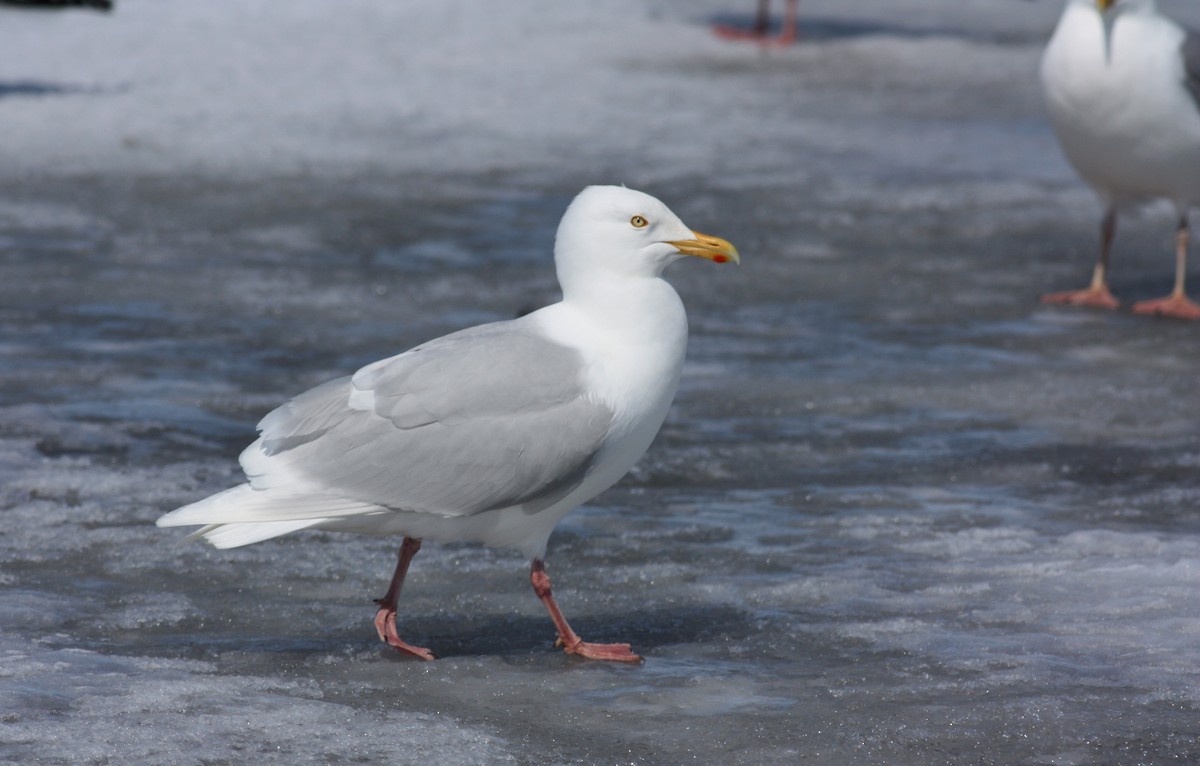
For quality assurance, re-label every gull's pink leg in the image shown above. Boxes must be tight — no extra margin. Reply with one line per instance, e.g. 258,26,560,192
1132,214,1200,320
530,559,642,663
373,537,436,660
754,0,769,36
778,0,799,45
1043,207,1120,310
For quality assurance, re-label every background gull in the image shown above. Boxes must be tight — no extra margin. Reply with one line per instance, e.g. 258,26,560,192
157,185,739,663
1040,0,1200,319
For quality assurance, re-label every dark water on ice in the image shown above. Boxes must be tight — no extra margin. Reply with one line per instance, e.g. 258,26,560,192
4,6,1200,766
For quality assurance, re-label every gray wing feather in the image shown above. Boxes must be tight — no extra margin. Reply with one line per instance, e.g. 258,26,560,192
258,376,355,454
245,321,613,518
1181,29,1200,111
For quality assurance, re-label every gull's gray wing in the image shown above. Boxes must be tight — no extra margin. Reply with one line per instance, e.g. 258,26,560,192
243,320,614,518
1181,29,1200,110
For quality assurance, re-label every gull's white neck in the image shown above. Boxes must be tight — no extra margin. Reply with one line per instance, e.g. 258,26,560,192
562,272,686,343
533,272,689,426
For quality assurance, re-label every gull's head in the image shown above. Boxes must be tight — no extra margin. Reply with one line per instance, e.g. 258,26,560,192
554,186,739,291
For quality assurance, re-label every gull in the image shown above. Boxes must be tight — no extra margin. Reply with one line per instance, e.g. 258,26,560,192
1040,0,1200,319
157,185,740,662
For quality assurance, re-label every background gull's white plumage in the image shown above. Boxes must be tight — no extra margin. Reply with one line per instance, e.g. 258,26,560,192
1040,0,1200,318
157,184,739,661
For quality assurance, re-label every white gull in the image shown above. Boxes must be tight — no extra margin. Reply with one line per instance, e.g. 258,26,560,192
1041,0,1200,319
157,185,740,662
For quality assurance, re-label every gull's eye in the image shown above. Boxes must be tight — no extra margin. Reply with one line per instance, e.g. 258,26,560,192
630,215,649,229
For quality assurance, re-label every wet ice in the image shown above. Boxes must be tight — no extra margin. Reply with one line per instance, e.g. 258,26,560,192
3,1,1200,764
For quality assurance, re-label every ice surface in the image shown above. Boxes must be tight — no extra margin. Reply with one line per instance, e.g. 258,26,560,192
3,0,1200,764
